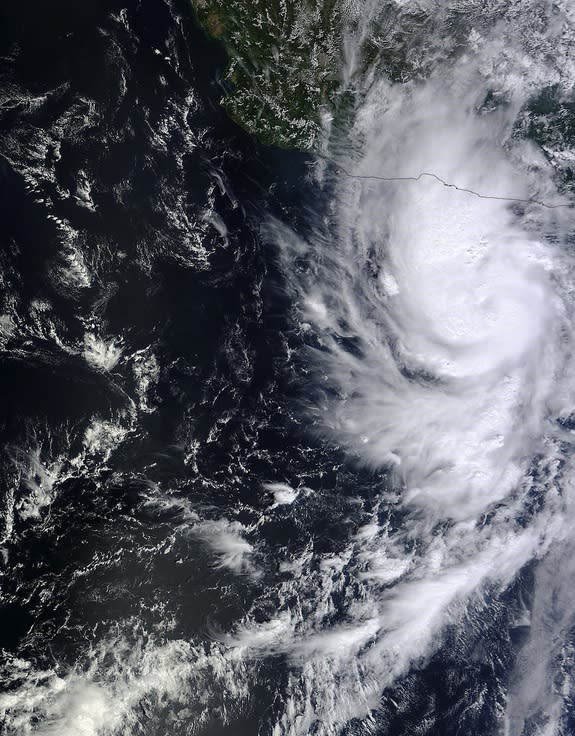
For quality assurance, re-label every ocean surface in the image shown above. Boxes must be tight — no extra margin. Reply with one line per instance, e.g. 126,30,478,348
2,1,575,735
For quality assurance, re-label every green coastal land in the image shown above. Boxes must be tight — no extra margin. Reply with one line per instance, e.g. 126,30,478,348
190,0,343,149
188,1,447,151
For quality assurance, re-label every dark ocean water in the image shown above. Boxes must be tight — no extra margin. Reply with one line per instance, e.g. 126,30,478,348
2,2,573,735
0,0,293,729
0,3,379,733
